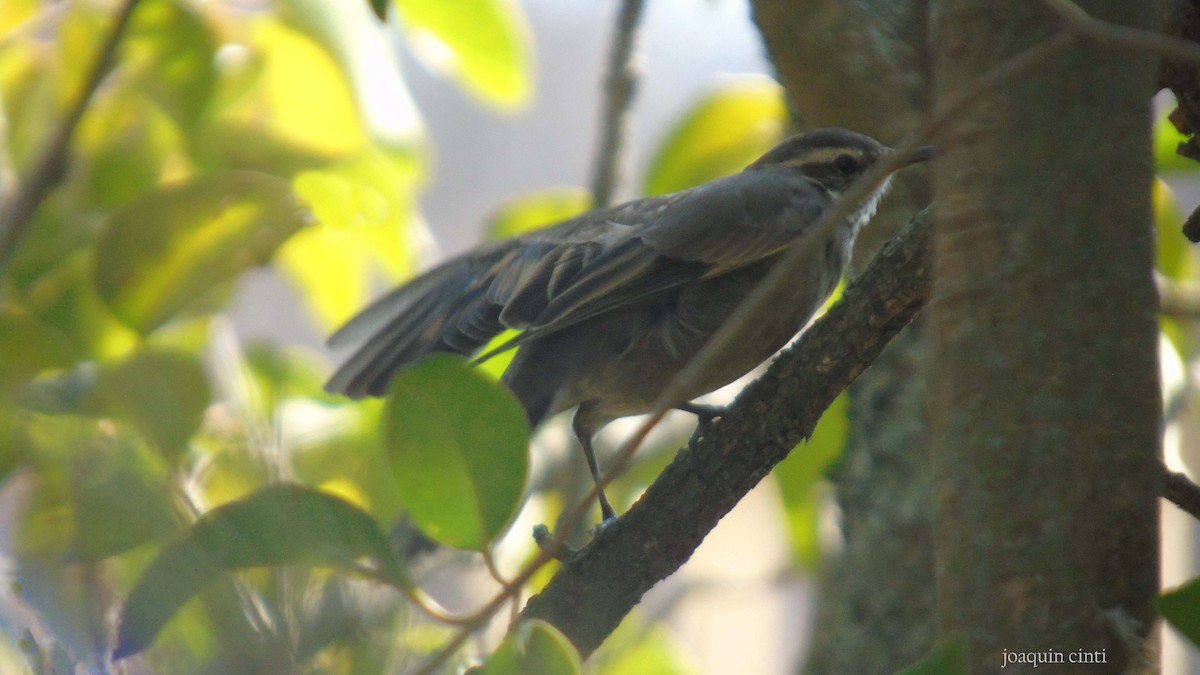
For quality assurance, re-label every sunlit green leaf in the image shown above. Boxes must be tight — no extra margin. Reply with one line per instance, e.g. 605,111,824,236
775,393,849,566
478,620,582,675
1156,179,1193,280
196,17,368,170
896,635,969,675
383,355,529,550
392,0,532,109
279,0,424,146
486,188,592,241
93,170,310,334
283,152,422,329
1161,577,1200,649
645,78,786,196
1155,106,1199,173
115,484,406,659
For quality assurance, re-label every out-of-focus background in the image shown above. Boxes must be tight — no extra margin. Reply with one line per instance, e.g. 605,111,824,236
1,0,1199,673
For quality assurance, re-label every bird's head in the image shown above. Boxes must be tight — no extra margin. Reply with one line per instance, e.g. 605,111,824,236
747,128,934,195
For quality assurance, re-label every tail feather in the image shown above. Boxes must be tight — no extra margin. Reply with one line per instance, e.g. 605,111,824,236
324,251,511,398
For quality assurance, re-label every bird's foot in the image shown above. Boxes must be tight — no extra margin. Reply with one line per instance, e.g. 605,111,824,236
532,524,577,561
676,402,728,427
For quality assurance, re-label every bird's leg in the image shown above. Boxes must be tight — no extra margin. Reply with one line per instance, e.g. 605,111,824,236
676,401,728,426
572,409,617,523
677,401,728,445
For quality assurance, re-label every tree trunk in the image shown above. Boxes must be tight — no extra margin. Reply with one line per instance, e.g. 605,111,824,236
750,2,937,672
928,2,1162,672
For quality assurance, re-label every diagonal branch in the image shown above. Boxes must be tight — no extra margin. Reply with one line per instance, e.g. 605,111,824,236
521,207,934,656
0,0,141,274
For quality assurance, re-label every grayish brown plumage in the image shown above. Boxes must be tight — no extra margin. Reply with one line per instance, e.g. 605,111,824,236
326,128,933,521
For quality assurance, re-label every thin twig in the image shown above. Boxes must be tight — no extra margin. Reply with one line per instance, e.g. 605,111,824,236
1164,467,1200,522
0,0,141,274
1043,0,1200,65
589,0,646,208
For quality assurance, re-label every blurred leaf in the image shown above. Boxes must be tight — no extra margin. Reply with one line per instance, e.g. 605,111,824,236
283,152,421,329
393,0,532,109
383,355,529,550
22,252,139,360
70,432,177,562
280,0,424,146
99,349,211,460
196,18,367,170
93,170,310,334
896,635,969,675
593,622,689,675
1156,179,1193,281
76,90,183,209
1161,577,1200,649
0,308,78,391
0,0,36,34
478,620,581,675
115,484,406,659
368,0,389,20
1154,181,1198,357
775,393,849,566
645,79,786,196
486,188,592,241
1156,106,1199,173
122,0,218,128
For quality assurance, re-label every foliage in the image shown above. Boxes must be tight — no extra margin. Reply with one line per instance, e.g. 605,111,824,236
6,0,1193,673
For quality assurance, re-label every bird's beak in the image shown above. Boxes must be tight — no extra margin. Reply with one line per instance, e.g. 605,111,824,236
900,145,937,166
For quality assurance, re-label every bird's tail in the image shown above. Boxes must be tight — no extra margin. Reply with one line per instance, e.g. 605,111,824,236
324,248,511,399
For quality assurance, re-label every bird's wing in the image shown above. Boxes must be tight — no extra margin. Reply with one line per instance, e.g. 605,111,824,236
480,169,830,352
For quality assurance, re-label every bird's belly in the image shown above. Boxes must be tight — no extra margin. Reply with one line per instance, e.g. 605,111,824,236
562,253,840,422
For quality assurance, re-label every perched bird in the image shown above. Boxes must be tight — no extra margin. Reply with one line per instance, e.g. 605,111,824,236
325,128,933,522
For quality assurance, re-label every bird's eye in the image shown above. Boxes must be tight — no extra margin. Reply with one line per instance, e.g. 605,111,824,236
834,154,860,174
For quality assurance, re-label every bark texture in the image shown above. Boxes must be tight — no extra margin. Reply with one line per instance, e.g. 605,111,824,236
929,2,1162,672
750,2,937,672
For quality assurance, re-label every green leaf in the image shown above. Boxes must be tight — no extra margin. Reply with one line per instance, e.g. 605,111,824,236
115,484,406,659
122,0,218,129
70,433,177,562
99,349,211,460
486,188,592,241
478,620,582,675
75,91,182,209
0,308,78,391
1161,577,1200,648
392,0,532,109
644,78,786,196
1155,107,1199,173
895,635,969,675
383,355,529,550
775,393,849,566
93,170,310,334
368,0,388,21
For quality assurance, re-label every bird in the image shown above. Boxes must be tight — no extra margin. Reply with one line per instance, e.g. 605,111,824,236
325,128,934,522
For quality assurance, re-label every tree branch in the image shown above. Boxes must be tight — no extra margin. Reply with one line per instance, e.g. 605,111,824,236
0,0,141,274
521,208,933,657
1163,467,1200,522
588,0,646,208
